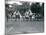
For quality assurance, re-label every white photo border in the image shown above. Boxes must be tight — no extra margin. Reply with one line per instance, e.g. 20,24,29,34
0,0,46,35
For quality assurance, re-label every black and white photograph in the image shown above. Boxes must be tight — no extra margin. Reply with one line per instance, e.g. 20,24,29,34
5,0,44,35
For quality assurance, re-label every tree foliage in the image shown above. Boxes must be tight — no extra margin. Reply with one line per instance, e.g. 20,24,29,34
30,3,44,16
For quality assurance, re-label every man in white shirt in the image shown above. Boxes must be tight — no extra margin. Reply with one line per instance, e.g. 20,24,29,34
15,11,20,21
25,11,29,21
28,9,33,20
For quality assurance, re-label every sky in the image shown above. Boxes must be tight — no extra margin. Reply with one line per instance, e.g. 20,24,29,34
5,0,43,6
5,0,32,5
5,0,21,1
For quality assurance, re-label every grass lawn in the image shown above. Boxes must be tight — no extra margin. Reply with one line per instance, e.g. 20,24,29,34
5,19,44,35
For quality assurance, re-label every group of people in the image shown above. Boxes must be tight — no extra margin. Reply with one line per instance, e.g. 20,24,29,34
6,9,37,22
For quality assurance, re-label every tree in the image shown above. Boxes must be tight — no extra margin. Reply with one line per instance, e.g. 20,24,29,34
30,2,44,17
30,3,41,13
